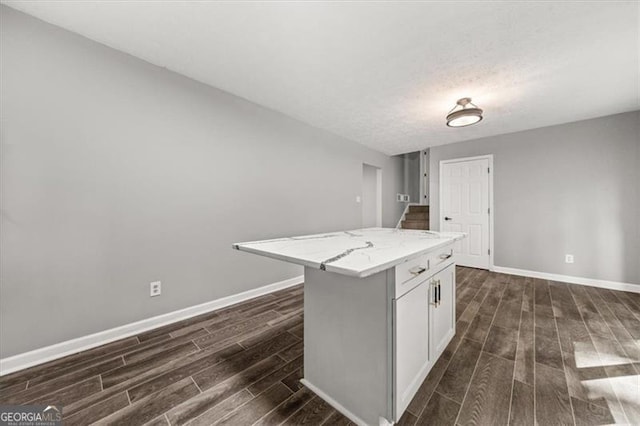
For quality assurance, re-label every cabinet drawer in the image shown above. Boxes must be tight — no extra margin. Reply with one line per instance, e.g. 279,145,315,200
428,244,454,270
394,254,430,298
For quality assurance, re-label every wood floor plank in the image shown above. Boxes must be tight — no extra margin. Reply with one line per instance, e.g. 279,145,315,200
0,381,28,400
442,320,471,361
192,332,297,391
64,391,130,426
571,396,615,426
502,276,524,305
102,341,199,388
597,289,640,339
288,324,304,339
186,390,254,426
514,310,534,385
436,338,483,403
555,317,612,408
415,391,460,426
0,336,140,388
457,352,514,426
247,355,303,395
136,309,220,342
459,300,481,324
238,316,302,349
465,313,493,343
28,376,102,407
281,367,304,393
522,277,534,312
127,343,245,403
196,310,282,349
6,357,124,404
406,355,449,417
124,328,208,364
484,325,518,360
216,382,292,425
63,343,242,416
322,410,354,425
278,340,304,362
144,415,170,426
603,363,640,424
535,362,574,426
281,394,334,425
253,387,314,426
165,356,285,425
509,380,534,426
395,410,418,426
533,278,552,307
99,377,199,425
534,327,564,371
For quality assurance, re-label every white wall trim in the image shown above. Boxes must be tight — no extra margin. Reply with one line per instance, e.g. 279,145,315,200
0,275,303,376
493,266,640,294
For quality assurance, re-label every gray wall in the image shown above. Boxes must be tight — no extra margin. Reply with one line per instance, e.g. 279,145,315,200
0,6,404,358
429,111,640,285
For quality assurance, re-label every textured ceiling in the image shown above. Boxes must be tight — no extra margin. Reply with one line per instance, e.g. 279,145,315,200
2,1,638,155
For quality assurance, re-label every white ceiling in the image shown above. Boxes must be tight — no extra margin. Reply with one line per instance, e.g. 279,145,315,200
3,1,639,155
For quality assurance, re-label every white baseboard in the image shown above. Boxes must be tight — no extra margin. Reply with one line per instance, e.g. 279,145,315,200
0,275,303,376
300,379,377,426
492,266,640,294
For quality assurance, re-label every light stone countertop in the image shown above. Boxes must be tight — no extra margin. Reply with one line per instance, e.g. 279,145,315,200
233,228,466,278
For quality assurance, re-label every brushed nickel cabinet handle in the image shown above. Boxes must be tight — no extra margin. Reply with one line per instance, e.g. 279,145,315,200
430,281,438,306
409,266,427,276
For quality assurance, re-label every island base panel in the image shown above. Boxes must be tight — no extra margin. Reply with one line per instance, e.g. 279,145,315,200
303,266,392,426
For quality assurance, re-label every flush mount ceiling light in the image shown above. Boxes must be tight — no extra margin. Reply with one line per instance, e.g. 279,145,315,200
446,97,483,127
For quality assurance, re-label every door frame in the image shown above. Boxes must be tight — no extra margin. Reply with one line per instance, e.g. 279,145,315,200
438,154,494,271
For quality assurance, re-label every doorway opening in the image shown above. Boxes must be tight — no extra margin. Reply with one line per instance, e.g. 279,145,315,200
362,164,382,228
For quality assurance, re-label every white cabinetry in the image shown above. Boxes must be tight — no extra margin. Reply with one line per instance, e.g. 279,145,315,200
393,281,431,417
298,241,459,426
429,263,456,360
393,260,456,422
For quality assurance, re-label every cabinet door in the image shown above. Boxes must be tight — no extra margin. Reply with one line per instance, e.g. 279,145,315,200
393,280,431,420
429,264,456,360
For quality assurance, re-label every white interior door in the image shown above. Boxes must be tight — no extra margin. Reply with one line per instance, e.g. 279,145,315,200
440,157,491,269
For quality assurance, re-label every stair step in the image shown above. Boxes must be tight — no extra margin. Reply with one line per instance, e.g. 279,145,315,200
401,220,429,230
408,205,429,213
405,212,429,221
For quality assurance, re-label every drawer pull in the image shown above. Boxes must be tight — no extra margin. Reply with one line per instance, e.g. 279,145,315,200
409,266,427,276
439,252,453,261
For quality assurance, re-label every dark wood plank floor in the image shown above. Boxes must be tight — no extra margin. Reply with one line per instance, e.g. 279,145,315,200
2,267,639,425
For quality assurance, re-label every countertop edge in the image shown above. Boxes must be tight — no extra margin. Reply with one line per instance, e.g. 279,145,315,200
233,233,464,278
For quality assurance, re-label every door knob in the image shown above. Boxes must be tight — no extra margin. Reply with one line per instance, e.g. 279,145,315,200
444,217,452,221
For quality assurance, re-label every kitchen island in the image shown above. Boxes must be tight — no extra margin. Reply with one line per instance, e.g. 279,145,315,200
233,228,465,425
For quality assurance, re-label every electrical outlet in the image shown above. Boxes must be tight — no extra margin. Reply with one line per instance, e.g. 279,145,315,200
396,194,403,202
565,254,574,264
150,281,162,297
403,195,410,202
